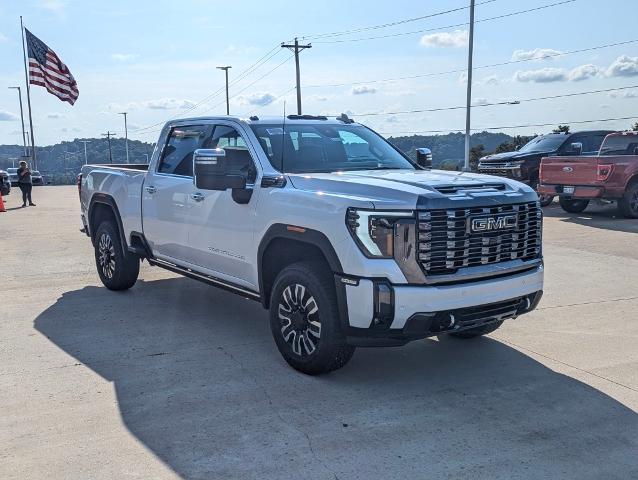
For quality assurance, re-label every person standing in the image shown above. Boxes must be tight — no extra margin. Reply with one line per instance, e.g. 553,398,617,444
17,160,36,207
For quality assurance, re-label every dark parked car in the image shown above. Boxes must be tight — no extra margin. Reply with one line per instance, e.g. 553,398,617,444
0,170,10,196
7,167,18,186
478,130,613,206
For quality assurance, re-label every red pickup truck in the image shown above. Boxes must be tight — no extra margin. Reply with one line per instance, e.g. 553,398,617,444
539,131,638,218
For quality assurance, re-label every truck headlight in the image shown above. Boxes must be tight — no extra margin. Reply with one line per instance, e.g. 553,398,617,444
346,209,413,258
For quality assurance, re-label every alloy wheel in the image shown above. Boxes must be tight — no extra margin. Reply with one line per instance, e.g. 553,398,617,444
278,283,321,357
98,233,116,279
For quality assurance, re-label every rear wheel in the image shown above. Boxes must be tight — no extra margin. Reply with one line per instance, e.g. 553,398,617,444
269,262,355,375
559,197,589,214
618,182,638,219
94,221,139,290
449,320,504,339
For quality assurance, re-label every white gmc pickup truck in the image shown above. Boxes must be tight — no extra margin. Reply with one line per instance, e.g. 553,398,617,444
79,115,544,374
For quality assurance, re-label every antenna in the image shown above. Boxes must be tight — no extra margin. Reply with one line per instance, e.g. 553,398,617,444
281,101,287,174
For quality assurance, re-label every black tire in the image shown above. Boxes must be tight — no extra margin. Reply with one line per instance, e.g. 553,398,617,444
269,261,355,375
559,197,589,214
449,320,504,339
94,220,139,291
618,181,638,219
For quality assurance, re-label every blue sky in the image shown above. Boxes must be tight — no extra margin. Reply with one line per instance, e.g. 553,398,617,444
0,0,637,147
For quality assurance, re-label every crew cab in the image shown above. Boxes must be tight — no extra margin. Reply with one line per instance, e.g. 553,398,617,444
539,131,638,217
479,130,613,206
78,115,544,374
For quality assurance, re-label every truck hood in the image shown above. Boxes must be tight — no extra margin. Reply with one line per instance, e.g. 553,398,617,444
480,150,550,163
287,169,536,209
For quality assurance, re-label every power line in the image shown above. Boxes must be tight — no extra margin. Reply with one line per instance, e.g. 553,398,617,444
334,84,638,117
305,39,638,89
313,0,576,44
300,0,497,40
379,115,638,136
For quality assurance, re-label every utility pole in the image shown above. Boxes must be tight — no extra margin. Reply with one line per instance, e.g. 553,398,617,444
281,38,312,115
8,86,28,157
216,66,232,115
80,140,91,165
101,131,114,164
463,0,476,172
118,112,129,163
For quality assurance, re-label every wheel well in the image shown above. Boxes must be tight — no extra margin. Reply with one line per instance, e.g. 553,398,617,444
89,202,117,243
260,238,332,308
626,174,638,190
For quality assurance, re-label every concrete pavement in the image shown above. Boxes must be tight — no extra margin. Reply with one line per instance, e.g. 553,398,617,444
1,186,637,479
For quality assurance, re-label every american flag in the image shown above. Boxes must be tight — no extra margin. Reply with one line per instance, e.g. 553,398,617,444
25,28,79,105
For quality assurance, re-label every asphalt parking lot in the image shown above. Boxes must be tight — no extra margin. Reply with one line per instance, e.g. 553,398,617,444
2,186,637,480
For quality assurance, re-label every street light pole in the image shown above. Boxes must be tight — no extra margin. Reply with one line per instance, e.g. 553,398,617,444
8,86,28,157
118,112,129,163
80,140,91,165
216,66,232,115
463,0,476,172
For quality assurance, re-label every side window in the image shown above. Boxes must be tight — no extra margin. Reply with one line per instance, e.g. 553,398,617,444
589,135,607,153
207,125,257,183
158,125,212,176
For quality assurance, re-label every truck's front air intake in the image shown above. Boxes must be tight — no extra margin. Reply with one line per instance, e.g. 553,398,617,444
417,201,542,276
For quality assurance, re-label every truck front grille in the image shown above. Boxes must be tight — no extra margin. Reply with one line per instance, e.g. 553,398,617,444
417,201,542,276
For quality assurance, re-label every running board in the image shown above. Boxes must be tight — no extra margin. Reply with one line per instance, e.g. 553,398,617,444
148,258,261,302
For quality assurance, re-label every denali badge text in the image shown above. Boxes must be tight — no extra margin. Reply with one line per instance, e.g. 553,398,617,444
470,215,517,232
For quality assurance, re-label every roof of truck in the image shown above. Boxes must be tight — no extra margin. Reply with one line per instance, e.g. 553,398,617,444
167,114,361,126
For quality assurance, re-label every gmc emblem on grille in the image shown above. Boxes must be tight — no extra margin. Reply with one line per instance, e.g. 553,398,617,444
470,215,518,232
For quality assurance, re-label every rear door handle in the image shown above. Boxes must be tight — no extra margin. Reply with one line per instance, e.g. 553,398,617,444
190,193,205,202
145,185,156,194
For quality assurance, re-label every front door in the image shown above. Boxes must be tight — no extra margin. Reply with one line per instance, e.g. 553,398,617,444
185,123,261,289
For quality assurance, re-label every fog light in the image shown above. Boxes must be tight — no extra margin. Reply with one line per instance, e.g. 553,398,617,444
372,282,394,329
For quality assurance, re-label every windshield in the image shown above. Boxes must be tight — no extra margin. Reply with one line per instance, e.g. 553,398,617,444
250,123,415,173
599,135,638,156
518,135,566,153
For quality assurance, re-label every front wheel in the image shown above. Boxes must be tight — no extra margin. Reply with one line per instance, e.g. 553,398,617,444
539,194,554,207
269,262,355,375
559,197,589,214
94,220,140,291
618,182,638,218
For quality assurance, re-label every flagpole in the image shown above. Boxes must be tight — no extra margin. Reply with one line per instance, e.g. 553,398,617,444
20,16,37,170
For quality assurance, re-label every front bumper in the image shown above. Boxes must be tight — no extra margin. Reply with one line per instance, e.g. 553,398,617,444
338,264,544,346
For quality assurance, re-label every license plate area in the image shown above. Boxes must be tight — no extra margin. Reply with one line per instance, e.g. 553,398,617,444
563,186,575,194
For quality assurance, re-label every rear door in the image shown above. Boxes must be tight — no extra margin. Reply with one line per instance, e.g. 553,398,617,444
142,124,213,261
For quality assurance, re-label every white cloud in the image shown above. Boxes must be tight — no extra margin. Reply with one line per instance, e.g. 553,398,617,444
514,67,567,83
238,92,276,106
472,98,489,106
568,64,600,81
351,85,377,95
0,110,18,121
38,0,66,13
111,53,139,62
606,55,638,78
144,98,196,110
420,30,468,48
309,95,329,102
482,75,500,86
0,32,7,43
46,113,65,119
609,90,638,98
511,48,563,61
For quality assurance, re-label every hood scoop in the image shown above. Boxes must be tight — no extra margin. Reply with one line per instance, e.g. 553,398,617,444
434,183,506,195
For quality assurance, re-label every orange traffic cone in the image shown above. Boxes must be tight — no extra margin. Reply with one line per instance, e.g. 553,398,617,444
0,192,5,213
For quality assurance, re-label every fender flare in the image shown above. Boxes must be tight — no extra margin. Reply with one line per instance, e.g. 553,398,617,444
88,193,128,252
257,224,344,307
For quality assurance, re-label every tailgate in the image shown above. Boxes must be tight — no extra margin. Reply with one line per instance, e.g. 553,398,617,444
540,156,599,186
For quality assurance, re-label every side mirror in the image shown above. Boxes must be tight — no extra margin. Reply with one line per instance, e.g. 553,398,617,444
569,142,583,156
415,147,433,168
193,148,246,191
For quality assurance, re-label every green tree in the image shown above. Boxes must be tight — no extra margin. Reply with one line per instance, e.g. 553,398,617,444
632,122,638,132
494,135,535,154
469,144,485,171
552,125,570,134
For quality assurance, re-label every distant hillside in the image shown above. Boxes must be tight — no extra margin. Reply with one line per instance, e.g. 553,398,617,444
388,131,513,169
0,131,514,184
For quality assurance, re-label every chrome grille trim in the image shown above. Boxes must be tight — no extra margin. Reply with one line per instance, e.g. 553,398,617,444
417,201,542,275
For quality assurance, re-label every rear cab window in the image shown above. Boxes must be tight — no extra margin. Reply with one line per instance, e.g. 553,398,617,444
599,135,638,156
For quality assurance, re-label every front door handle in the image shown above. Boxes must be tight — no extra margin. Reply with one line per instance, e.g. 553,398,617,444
190,192,205,202
145,185,156,194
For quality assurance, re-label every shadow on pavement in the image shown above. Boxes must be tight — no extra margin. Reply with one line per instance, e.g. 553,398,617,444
543,202,638,234
34,277,638,479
